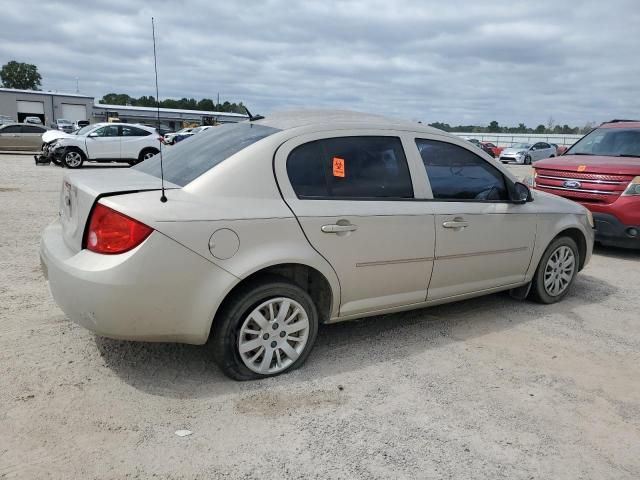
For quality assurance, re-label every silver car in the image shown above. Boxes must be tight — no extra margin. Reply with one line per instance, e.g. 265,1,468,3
40,111,594,380
499,142,557,164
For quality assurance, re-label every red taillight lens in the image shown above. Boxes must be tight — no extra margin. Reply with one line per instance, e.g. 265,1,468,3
85,203,153,254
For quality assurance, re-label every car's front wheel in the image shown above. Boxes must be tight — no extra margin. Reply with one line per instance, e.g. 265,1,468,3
63,148,85,169
212,277,319,380
530,236,579,304
524,155,532,165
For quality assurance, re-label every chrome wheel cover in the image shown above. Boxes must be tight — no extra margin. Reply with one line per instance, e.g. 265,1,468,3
143,151,156,160
65,151,82,167
543,245,576,296
238,297,310,375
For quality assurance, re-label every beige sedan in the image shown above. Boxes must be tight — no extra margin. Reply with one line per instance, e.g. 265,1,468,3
0,123,48,151
40,110,595,380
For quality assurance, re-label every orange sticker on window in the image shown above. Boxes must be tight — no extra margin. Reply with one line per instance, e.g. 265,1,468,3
333,157,345,177
577,165,587,172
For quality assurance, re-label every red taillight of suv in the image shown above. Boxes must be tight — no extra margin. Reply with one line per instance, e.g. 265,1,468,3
85,203,153,254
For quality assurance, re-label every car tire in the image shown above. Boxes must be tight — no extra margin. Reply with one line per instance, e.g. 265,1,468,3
529,236,579,304
137,148,159,164
211,276,319,380
62,148,85,169
525,155,532,165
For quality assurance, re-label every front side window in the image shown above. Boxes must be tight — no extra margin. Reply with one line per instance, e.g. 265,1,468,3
93,126,119,137
416,139,508,201
287,136,413,199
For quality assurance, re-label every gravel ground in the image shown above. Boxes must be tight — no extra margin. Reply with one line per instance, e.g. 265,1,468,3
1,155,639,479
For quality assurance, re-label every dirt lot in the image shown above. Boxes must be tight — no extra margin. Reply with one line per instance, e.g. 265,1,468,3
1,154,639,479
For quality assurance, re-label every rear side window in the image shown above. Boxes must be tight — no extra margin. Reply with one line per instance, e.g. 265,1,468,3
1,125,21,133
21,125,45,133
416,139,508,201
121,126,151,137
287,136,413,199
134,122,280,186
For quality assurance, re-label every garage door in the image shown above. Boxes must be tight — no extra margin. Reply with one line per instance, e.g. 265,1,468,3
16,100,45,123
61,104,87,122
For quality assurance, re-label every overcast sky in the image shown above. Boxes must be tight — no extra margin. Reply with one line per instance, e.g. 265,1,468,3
1,0,638,126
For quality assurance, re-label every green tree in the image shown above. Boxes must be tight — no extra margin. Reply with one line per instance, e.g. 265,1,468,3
0,60,42,90
487,120,501,133
534,124,546,134
100,93,135,105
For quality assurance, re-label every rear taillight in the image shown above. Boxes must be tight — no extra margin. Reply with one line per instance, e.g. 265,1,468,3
85,203,153,254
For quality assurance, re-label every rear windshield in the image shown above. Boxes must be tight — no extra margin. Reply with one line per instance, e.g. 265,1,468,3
134,122,280,186
566,127,640,157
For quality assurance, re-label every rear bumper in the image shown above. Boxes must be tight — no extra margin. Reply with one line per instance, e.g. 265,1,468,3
593,213,640,249
40,219,238,344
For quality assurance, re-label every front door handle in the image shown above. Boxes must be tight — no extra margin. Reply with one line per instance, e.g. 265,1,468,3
321,224,358,234
442,219,469,229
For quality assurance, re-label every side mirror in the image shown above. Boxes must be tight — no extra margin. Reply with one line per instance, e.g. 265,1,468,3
511,182,532,204
87,132,98,138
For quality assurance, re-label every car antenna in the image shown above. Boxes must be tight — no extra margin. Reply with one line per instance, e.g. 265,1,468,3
244,106,264,122
152,17,167,203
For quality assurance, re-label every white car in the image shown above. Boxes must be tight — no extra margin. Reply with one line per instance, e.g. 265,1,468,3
164,127,194,145
46,123,162,168
499,142,557,164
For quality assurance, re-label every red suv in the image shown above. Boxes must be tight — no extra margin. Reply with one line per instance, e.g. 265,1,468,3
532,120,640,249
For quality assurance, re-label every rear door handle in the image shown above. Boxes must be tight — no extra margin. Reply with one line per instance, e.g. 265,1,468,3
442,220,469,229
321,224,358,234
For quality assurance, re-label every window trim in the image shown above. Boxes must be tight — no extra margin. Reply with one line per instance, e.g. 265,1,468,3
286,134,415,201
415,137,515,204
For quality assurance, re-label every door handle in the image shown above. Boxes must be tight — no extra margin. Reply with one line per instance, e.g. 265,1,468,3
321,224,358,234
442,219,469,229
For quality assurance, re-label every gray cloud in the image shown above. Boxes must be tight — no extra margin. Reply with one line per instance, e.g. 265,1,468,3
1,0,639,127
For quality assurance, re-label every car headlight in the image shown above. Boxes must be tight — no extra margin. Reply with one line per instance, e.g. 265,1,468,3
622,176,640,196
586,210,595,228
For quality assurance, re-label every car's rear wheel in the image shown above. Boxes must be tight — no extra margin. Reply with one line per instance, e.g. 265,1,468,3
211,277,319,380
63,148,85,169
530,236,579,304
136,148,159,164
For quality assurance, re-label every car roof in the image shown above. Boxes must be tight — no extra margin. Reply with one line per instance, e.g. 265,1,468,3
253,109,442,135
600,120,640,129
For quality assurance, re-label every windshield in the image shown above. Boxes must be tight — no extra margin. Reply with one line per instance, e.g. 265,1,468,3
566,127,640,157
76,125,96,136
58,119,71,124
134,122,281,186
511,143,530,149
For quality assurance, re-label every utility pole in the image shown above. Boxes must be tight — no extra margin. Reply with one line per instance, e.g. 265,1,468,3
217,92,220,107
75,77,79,93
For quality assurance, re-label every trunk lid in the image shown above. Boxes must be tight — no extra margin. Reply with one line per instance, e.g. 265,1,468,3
59,169,179,253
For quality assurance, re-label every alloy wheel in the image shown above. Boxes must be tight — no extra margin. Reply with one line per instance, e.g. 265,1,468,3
543,245,576,296
143,151,156,160
238,297,310,375
65,151,82,167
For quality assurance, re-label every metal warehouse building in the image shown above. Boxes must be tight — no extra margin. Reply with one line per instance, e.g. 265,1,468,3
0,87,93,125
0,88,248,129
